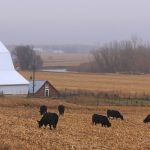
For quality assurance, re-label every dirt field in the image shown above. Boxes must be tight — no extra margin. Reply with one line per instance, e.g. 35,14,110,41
0,97,150,150
21,71,150,95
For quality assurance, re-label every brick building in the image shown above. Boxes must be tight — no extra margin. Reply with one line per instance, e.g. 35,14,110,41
28,80,59,97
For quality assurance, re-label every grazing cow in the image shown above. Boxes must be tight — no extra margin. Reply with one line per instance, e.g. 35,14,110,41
143,114,150,123
37,112,59,129
107,110,123,120
92,114,111,127
39,105,47,115
58,105,65,116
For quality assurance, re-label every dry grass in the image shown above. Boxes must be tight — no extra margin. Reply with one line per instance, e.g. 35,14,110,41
0,97,150,150
21,71,150,95
40,52,90,67
0,143,11,150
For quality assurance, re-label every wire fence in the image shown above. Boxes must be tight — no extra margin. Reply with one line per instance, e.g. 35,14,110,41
59,89,150,106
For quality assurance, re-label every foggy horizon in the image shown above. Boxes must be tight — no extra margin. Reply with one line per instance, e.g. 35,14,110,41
0,0,150,45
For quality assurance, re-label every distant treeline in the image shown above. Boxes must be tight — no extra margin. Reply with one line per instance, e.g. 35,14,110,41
8,44,97,53
43,44,97,53
74,38,150,74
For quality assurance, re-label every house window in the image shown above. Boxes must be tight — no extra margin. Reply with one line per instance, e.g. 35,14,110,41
45,83,49,97
45,89,49,97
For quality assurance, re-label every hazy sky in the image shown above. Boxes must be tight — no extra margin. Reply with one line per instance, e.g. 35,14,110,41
0,0,150,45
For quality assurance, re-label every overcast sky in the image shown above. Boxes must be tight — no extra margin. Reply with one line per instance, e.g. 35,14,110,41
0,0,150,45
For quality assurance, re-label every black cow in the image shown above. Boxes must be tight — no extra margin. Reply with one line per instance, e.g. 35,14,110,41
37,112,59,129
92,114,111,127
143,114,150,123
107,110,123,120
39,105,47,115
58,105,65,116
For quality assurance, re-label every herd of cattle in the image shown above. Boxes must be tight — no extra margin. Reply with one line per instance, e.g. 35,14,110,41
37,105,150,129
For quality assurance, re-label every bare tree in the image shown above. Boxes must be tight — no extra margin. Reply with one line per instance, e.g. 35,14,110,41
14,45,43,70
77,37,150,74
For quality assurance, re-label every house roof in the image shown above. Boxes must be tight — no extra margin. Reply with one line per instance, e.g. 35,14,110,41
28,80,47,93
0,41,29,85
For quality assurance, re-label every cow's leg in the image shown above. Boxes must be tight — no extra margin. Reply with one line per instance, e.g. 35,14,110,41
44,124,47,129
53,124,57,129
49,124,52,130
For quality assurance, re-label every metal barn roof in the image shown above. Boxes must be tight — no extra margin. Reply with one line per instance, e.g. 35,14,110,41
28,80,46,93
0,41,29,85
0,41,14,70
0,71,29,85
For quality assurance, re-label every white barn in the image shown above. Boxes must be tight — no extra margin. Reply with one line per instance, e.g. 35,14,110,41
0,41,29,95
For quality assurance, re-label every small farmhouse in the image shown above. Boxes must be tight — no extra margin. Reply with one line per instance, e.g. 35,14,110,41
28,80,59,97
0,41,29,95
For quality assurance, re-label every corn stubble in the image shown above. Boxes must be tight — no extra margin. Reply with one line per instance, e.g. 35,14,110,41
0,97,150,150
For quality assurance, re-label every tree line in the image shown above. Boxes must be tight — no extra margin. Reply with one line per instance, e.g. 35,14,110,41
76,38,150,74
12,38,150,74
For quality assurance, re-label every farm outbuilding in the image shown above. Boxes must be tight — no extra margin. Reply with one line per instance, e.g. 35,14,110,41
0,41,29,95
28,80,59,97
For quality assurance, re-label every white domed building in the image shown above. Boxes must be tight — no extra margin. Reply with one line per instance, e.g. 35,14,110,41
0,41,29,95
